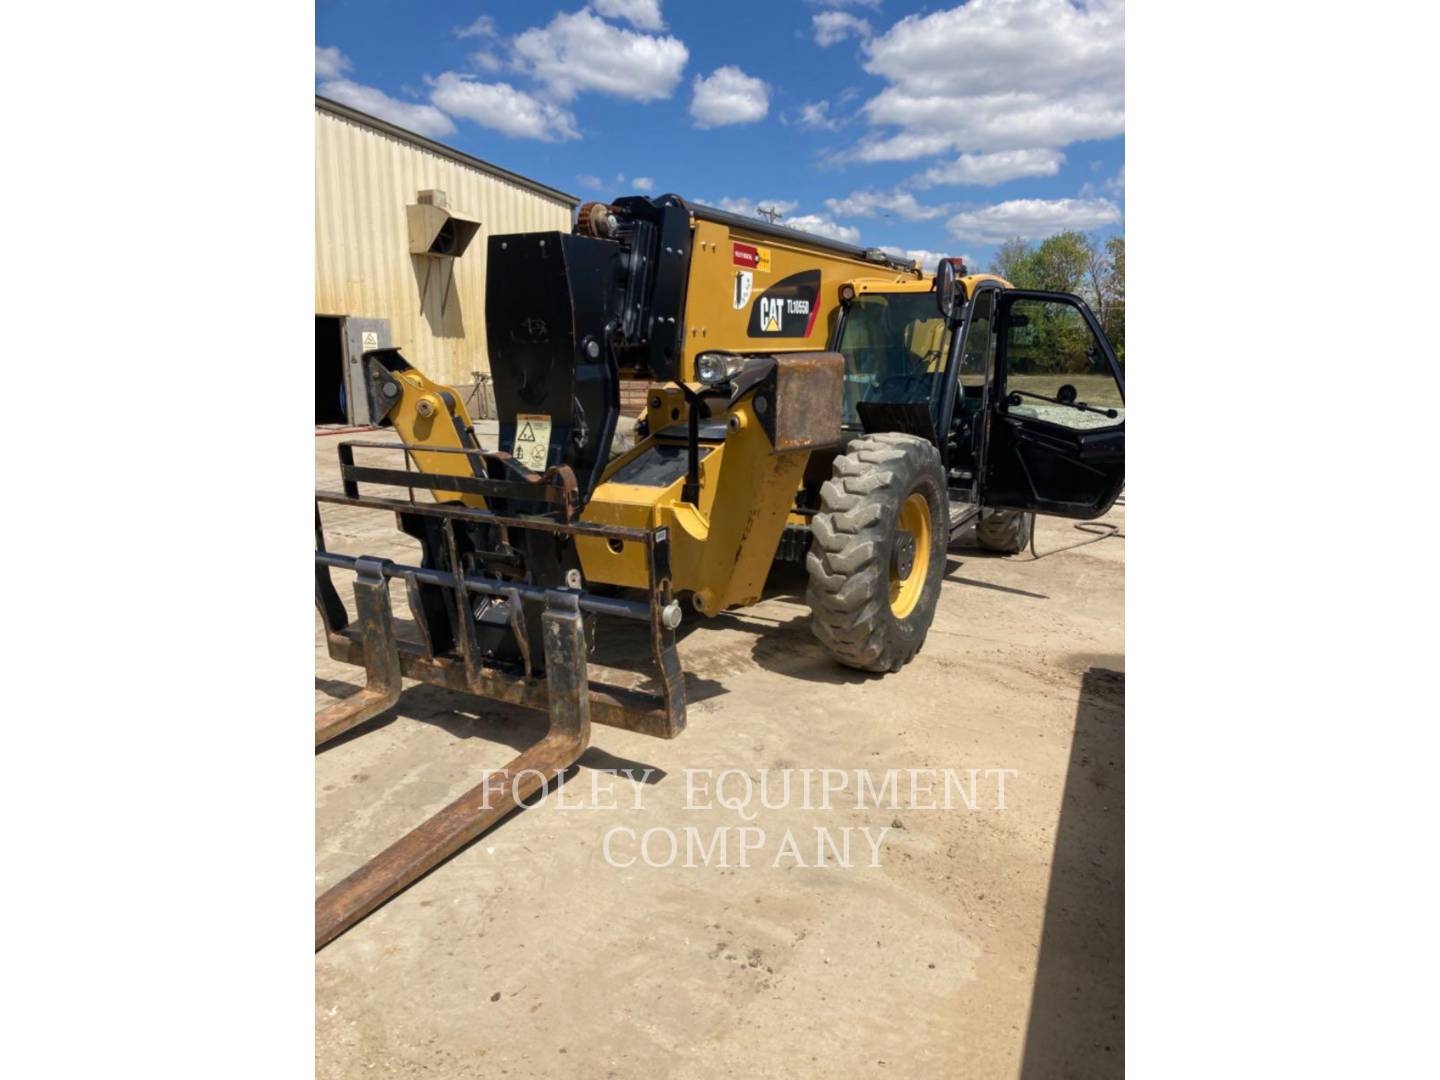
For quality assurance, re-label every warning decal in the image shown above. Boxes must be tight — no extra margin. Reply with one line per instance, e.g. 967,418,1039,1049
513,413,552,472
746,270,822,338
732,270,753,309
732,242,772,273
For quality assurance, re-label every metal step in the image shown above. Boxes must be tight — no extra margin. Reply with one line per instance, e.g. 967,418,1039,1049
948,496,979,535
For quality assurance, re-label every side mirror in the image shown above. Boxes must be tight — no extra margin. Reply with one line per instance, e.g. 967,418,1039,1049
1056,383,1078,405
935,258,965,320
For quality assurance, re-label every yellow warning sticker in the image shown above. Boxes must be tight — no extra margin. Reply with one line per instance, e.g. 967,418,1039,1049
513,413,551,472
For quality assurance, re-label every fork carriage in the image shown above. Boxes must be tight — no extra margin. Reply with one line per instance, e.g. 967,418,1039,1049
314,439,685,949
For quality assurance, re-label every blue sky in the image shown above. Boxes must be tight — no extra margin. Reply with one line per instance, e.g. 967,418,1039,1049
315,0,1124,272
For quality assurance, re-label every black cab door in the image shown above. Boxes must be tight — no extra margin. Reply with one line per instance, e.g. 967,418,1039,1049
982,290,1124,519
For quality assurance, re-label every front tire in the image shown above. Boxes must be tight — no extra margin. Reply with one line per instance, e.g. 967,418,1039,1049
806,433,948,672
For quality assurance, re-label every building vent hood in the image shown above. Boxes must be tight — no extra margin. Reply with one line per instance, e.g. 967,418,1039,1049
406,189,480,258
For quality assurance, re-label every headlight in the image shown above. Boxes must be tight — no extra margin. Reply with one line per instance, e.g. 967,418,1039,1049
696,352,745,386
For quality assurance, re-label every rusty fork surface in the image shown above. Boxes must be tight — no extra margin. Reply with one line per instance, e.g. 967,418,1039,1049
314,556,402,747
313,441,684,949
315,592,592,951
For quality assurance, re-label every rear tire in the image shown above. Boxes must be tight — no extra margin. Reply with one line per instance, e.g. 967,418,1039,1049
975,509,1034,555
806,433,947,672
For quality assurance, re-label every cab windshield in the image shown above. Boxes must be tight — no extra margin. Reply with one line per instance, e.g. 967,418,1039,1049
835,292,951,427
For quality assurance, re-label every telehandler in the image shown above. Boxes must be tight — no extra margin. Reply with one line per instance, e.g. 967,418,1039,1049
314,193,1125,947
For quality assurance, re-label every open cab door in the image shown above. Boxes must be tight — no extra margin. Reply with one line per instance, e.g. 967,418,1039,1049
982,290,1125,520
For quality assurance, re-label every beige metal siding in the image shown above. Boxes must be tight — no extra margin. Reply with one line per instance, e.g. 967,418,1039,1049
315,107,574,388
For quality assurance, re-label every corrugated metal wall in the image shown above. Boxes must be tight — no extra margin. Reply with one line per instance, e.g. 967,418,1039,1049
315,106,574,389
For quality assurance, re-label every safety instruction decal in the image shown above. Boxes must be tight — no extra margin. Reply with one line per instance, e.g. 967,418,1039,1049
732,270,753,309
732,241,771,273
513,413,552,472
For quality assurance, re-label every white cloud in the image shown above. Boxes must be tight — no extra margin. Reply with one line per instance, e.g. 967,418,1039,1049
320,78,456,137
610,173,656,193
847,131,956,163
946,197,1122,243
691,66,770,128
824,189,948,221
1080,166,1124,198
315,46,351,80
782,214,861,244
813,11,871,46
454,15,497,39
856,0,1124,158
913,148,1065,188
469,50,503,73
700,197,859,243
513,9,688,102
429,73,579,141
577,174,605,189
880,247,952,272
705,197,800,218
795,100,840,131
592,0,666,30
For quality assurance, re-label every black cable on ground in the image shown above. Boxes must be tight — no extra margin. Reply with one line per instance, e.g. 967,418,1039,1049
1027,494,1126,560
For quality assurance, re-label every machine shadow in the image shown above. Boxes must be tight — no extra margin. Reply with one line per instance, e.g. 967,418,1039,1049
1020,666,1125,1079
710,560,887,685
944,557,1049,599
582,568,875,697
313,678,668,784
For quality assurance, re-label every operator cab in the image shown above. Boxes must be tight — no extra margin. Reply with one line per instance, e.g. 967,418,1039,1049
831,258,1125,527
831,267,986,499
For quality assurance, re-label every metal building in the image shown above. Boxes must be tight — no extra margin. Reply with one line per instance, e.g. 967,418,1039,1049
315,95,578,425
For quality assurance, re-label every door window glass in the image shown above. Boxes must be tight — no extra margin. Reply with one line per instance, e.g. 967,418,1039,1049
958,289,995,390
1002,298,1123,429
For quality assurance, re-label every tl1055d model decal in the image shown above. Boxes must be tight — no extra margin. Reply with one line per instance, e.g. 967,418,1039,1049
746,270,822,337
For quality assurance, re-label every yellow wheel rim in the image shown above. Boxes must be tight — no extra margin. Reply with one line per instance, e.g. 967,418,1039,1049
889,491,932,618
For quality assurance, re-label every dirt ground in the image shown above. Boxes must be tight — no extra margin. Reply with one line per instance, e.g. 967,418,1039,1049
315,432,1124,1079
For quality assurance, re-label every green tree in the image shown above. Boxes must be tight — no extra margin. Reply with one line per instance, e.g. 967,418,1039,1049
1102,235,1124,361
989,230,1124,362
989,237,1037,286
1030,231,1092,293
